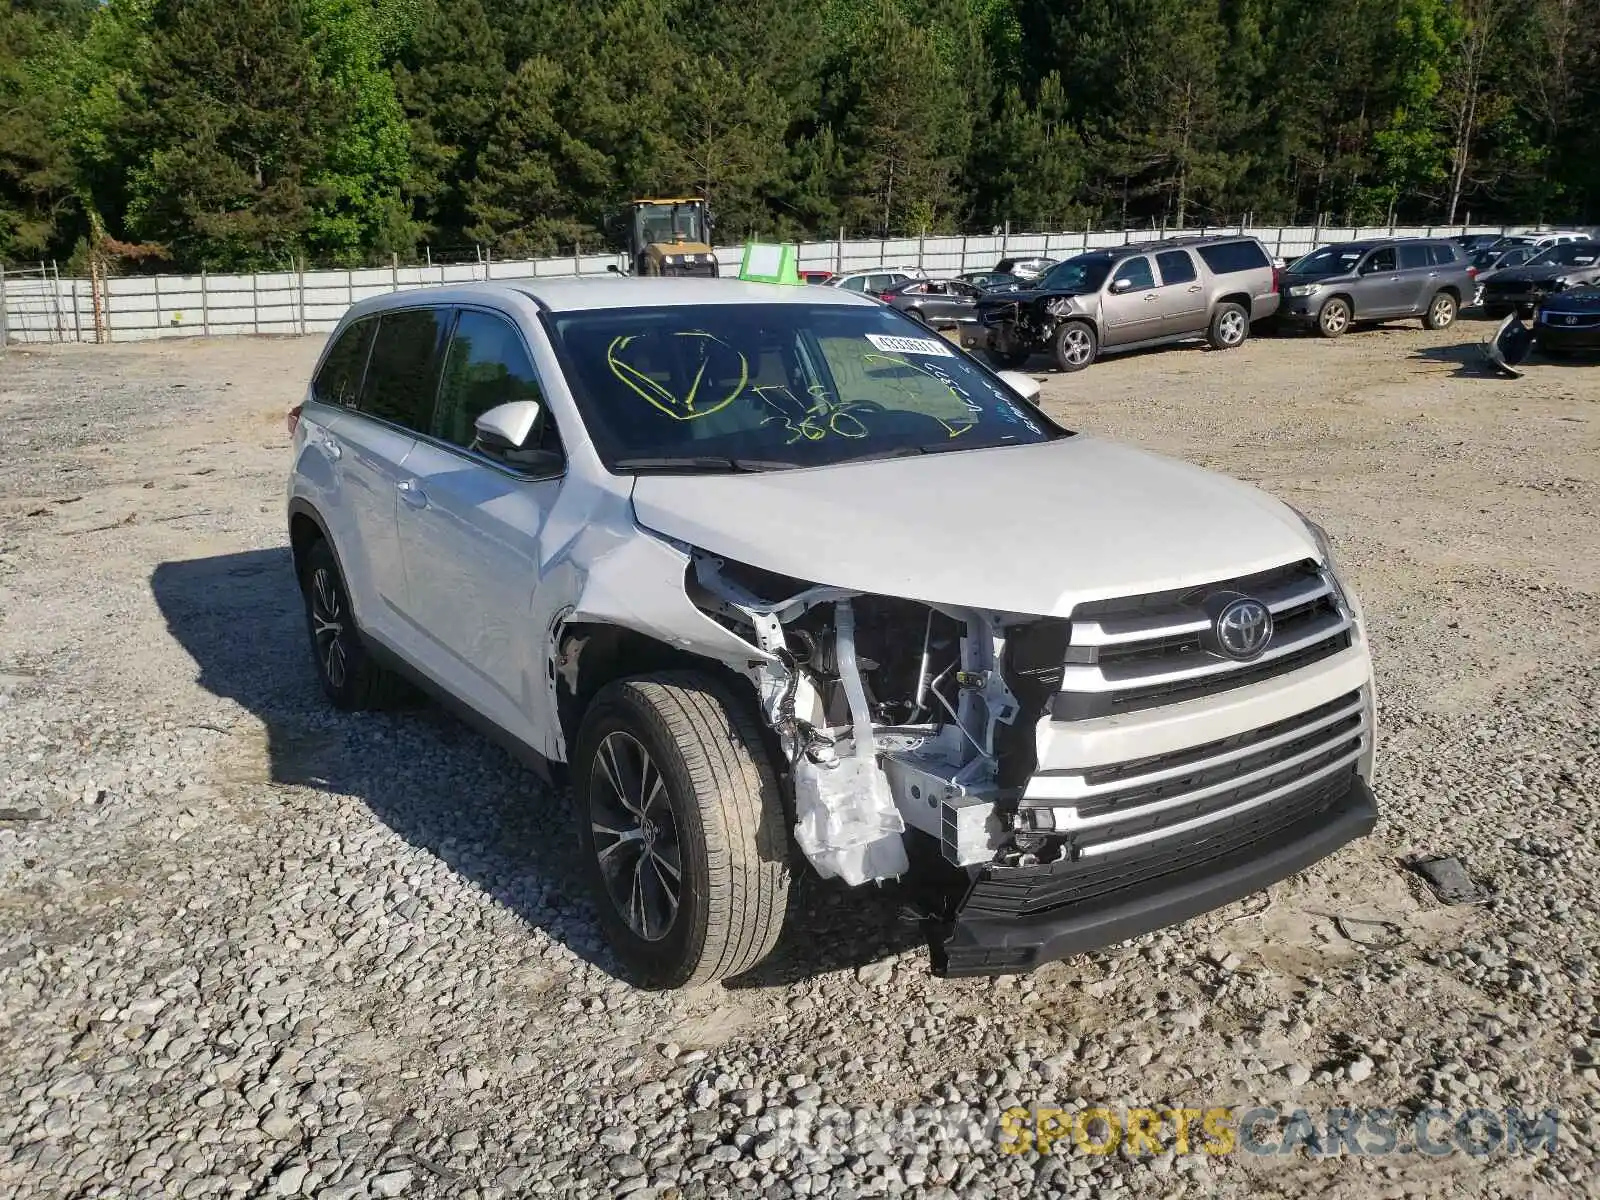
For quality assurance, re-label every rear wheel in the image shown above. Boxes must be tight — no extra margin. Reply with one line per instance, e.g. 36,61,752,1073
1207,303,1250,350
1317,297,1352,338
1052,320,1098,371
573,672,790,989
1424,290,1458,330
299,538,401,710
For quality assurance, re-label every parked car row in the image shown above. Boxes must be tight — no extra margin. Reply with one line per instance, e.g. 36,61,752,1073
953,232,1598,372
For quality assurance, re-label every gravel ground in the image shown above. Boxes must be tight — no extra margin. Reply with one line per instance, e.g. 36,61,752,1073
1,321,1597,1200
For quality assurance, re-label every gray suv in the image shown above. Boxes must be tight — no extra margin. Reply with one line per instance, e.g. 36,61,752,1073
1278,238,1474,337
974,235,1282,372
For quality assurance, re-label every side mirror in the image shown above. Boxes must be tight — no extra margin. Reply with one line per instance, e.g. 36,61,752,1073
996,369,1041,403
1110,277,1135,294
474,400,542,453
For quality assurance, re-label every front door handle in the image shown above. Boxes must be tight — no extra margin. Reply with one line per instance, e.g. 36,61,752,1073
1187,284,1203,293
396,479,428,509
1144,293,1159,302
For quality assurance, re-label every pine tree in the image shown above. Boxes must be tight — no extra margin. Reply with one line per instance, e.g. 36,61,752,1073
393,0,508,248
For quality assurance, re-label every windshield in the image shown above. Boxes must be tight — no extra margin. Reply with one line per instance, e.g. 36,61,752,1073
1037,255,1112,293
1289,245,1368,277
1527,243,1599,268
544,303,1060,472
636,203,703,244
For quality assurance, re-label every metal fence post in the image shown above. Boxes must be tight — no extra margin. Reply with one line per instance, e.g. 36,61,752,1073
153,272,162,340
391,252,399,292
201,270,210,337
252,271,260,335
0,264,8,349
298,257,307,336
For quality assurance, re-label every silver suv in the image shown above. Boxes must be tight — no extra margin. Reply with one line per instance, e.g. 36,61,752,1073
975,236,1282,371
287,278,1376,987
1278,238,1474,336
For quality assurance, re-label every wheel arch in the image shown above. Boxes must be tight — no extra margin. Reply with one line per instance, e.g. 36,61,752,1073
288,498,338,584
1216,291,1253,319
554,621,767,764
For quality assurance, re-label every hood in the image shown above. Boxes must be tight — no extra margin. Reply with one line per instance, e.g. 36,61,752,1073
630,437,1319,617
1543,285,1600,312
1490,265,1575,284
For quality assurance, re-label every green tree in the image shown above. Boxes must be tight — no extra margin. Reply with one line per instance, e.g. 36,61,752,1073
394,0,508,247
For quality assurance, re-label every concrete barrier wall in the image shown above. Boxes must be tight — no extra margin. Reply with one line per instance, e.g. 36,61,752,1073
3,224,1594,346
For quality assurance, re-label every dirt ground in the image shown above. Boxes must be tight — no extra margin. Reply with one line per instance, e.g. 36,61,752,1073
1,317,1597,1200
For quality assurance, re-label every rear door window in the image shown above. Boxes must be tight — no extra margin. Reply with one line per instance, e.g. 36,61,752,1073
1398,244,1431,270
1155,250,1198,286
359,308,448,430
1196,240,1270,274
1427,244,1457,266
313,318,375,407
432,309,560,469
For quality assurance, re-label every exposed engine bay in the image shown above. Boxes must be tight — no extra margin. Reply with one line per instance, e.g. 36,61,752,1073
688,551,1070,886
979,295,1078,357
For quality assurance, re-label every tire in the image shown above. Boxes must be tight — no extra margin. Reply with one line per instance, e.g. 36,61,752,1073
1317,297,1352,338
1424,290,1457,330
905,307,927,324
1207,303,1250,350
985,346,1030,370
573,672,790,989
1052,320,1098,371
299,537,401,710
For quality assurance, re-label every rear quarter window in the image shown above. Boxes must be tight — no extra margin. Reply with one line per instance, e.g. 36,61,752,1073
313,318,375,407
1427,244,1459,266
1196,241,1271,275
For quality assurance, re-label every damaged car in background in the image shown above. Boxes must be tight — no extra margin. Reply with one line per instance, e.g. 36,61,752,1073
287,278,1377,988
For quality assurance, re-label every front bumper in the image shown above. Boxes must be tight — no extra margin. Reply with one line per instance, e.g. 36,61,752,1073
1536,314,1600,352
932,771,1377,976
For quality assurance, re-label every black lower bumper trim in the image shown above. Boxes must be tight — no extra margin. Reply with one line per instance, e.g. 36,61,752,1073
929,774,1377,977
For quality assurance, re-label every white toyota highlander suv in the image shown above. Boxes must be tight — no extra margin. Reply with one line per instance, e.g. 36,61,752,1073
286,277,1377,988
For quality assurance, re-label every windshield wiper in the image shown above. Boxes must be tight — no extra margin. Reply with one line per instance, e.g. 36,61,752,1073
613,455,799,473
832,445,933,465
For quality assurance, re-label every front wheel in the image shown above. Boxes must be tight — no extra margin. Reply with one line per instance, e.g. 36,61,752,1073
1052,320,1098,371
1317,297,1352,338
1207,303,1250,350
573,673,790,989
1424,291,1458,330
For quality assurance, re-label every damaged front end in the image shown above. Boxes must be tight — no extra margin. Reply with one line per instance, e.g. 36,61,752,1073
978,294,1083,360
689,552,1073,962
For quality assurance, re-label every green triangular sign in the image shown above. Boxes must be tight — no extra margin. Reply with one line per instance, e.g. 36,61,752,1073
737,242,803,285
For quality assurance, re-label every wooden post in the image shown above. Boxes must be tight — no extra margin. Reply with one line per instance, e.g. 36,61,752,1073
251,269,260,335
298,257,307,336
70,278,81,342
90,256,107,344
391,252,399,292
201,270,210,337
153,272,161,340
484,245,492,281
836,227,844,274
424,245,431,268
574,239,581,277
0,263,8,349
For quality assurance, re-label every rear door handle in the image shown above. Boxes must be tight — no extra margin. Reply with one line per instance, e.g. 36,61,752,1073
396,479,428,509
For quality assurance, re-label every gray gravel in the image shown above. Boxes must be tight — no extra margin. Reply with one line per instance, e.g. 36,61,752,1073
1,331,1597,1198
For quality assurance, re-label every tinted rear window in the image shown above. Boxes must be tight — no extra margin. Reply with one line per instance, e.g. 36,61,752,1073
313,318,375,407
1196,240,1270,275
359,308,448,431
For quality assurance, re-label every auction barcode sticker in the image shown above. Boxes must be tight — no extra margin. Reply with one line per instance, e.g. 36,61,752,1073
865,333,955,357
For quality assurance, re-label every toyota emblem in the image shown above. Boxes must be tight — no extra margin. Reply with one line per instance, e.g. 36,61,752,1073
1211,596,1274,661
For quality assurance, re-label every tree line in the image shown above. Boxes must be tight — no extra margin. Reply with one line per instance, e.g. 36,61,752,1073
1,0,1596,272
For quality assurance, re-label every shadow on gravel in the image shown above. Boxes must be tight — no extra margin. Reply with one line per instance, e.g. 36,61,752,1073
150,548,918,990
1413,341,1497,378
